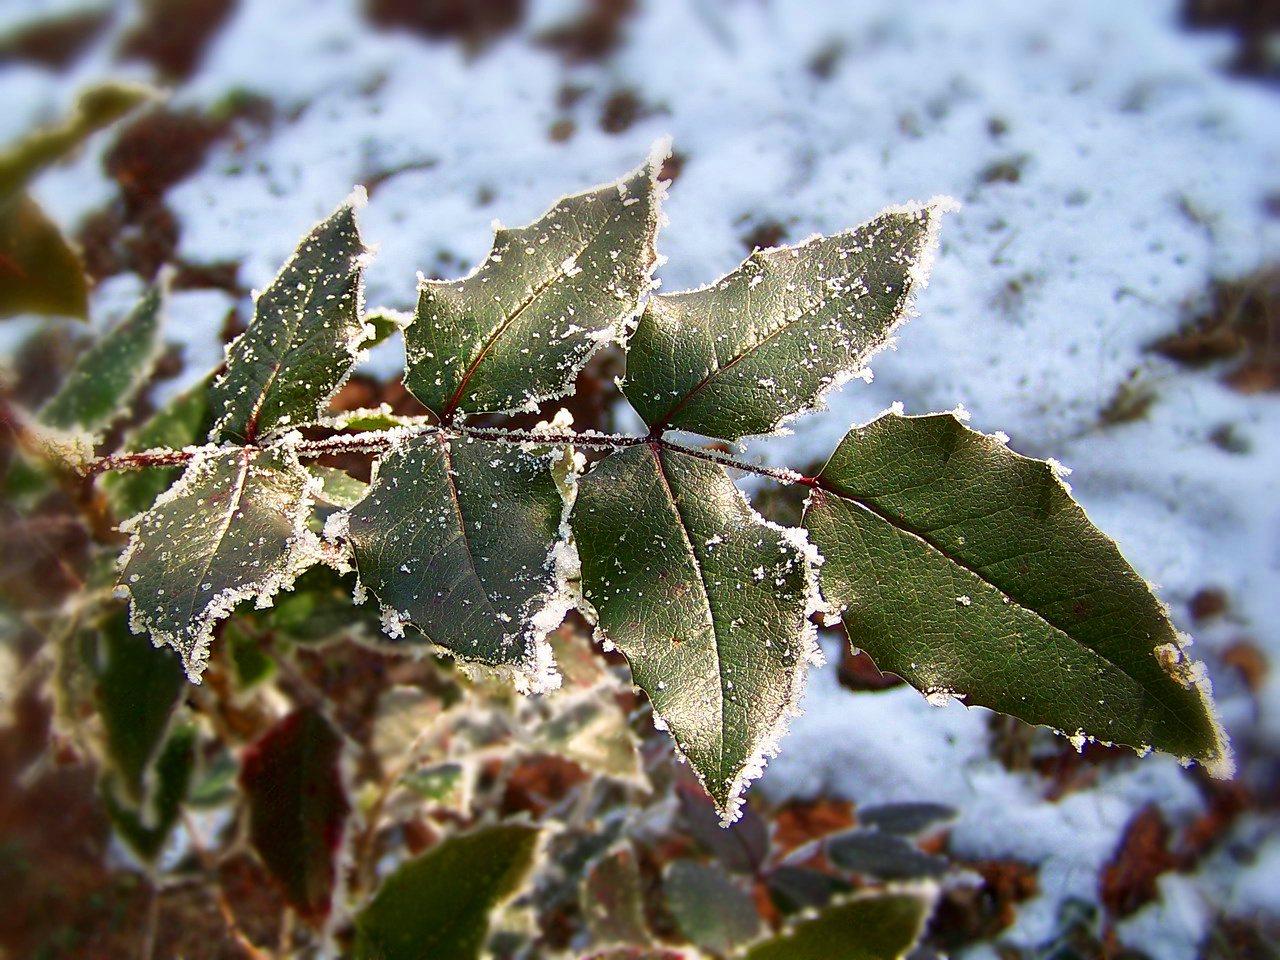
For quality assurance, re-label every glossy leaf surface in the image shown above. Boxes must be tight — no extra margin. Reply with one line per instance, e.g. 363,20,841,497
211,194,367,441
354,823,538,960
119,447,317,680
573,444,820,820
339,435,563,687
404,152,663,419
744,892,932,960
240,707,350,920
623,204,943,440
804,411,1231,774
40,282,165,432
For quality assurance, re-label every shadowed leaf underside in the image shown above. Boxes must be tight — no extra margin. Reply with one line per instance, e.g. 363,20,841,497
404,149,665,419
623,203,946,440
120,447,317,680
804,411,1231,774
573,444,822,821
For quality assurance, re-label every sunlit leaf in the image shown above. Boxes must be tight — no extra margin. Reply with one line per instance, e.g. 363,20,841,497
804,411,1232,775
354,823,539,960
573,444,822,821
623,203,947,440
119,447,319,680
0,191,89,320
403,147,665,419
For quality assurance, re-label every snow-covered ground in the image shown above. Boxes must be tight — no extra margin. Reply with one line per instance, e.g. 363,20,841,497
4,0,1278,955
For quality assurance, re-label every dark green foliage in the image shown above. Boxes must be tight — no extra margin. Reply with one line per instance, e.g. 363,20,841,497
211,195,368,442
743,892,932,960
240,707,350,920
40,282,165,433
573,444,818,818
103,722,197,864
663,859,762,955
339,435,564,683
804,410,1230,774
353,823,539,960
403,152,662,420
624,205,944,440
93,608,186,804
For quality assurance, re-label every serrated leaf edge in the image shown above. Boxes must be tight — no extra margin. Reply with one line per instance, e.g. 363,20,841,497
576,452,829,824
627,196,957,443
808,402,1234,780
413,137,671,420
322,429,578,695
211,186,373,443
118,442,325,682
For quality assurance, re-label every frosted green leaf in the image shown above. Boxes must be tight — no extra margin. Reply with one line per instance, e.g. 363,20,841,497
334,435,566,692
744,891,933,960
354,823,538,960
404,146,665,420
309,465,368,508
211,192,369,442
572,444,823,821
119,447,319,681
623,202,949,440
804,410,1232,775
40,282,165,433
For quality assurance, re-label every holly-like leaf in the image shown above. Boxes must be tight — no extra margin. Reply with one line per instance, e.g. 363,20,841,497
353,823,539,960
403,145,665,420
211,192,369,442
622,202,948,441
119,446,319,680
102,376,216,517
0,191,89,320
333,434,567,692
40,281,165,433
240,707,350,921
573,444,823,821
93,608,187,804
804,410,1232,775
743,891,933,960
663,860,761,956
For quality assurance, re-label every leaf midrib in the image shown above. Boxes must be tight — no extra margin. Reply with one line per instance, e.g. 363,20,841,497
648,268,867,432
652,447,727,777
813,482,1202,739
180,449,252,631
439,227,604,420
